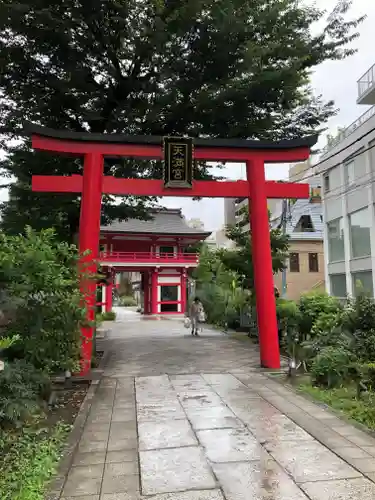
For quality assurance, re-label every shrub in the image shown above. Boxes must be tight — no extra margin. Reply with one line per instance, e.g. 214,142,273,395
119,296,137,307
298,292,341,339
0,228,85,372
98,311,116,321
311,311,341,337
311,346,354,389
276,299,299,333
341,296,375,362
196,283,247,329
0,360,51,428
196,283,229,327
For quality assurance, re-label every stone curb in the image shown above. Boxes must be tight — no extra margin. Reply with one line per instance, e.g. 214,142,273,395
265,371,375,439
259,371,375,482
45,345,109,500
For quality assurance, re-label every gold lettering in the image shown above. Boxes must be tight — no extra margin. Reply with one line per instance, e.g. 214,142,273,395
172,145,185,156
173,169,183,180
172,158,185,168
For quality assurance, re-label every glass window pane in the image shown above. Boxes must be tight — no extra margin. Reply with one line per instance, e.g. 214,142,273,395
330,274,347,297
345,150,366,184
329,166,342,192
327,218,345,262
159,246,175,254
160,303,178,312
309,253,319,272
370,139,375,170
160,285,178,301
349,208,371,258
324,174,330,193
289,253,300,272
352,271,374,297
345,161,355,185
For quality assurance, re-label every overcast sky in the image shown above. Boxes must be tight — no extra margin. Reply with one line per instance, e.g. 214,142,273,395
1,0,374,232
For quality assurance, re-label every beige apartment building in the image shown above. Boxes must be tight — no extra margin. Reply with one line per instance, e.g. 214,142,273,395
273,168,325,300
274,239,325,300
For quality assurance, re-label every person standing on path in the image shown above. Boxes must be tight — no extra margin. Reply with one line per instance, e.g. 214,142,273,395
189,297,203,336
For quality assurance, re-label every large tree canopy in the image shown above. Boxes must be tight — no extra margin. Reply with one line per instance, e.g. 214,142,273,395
0,0,364,239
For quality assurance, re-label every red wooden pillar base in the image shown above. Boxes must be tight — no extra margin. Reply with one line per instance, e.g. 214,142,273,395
151,269,158,314
79,153,104,376
181,270,187,314
106,281,113,313
246,159,280,369
143,272,148,314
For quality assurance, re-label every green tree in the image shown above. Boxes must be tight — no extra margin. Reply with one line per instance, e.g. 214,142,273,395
193,243,238,286
193,243,247,328
219,206,289,291
0,0,364,239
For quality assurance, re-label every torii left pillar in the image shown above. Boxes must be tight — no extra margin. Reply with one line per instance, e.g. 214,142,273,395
79,153,104,375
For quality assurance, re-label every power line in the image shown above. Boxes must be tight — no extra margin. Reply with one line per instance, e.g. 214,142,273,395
287,138,375,191
288,125,375,184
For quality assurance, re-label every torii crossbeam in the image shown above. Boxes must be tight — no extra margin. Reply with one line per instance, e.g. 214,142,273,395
26,123,318,375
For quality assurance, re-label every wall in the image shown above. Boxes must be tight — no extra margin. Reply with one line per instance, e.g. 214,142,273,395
318,110,375,297
274,240,325,300
100,236,183,253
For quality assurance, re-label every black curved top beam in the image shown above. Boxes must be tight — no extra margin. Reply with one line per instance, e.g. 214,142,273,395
24,122,318,151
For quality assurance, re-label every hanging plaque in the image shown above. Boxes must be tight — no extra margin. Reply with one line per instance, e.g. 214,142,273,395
163,136,193,188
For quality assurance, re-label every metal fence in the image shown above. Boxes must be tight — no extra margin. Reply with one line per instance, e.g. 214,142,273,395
240,305,258,335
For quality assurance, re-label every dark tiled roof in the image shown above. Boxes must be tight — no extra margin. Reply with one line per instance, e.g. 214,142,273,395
101,208,211,236
25,123,318,151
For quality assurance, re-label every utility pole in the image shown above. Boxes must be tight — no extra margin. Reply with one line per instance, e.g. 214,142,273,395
281,199,288,297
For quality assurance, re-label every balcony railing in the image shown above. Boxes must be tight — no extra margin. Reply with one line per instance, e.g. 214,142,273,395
321,105,375,155
99,251,199,264
358,63,375,101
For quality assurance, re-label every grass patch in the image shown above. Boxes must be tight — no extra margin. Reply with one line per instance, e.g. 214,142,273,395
97,311,116,321
298,382,375,431
229,332,251,342
0,422,70,500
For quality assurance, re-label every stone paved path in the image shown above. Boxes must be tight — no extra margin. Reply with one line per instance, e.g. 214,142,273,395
60,311,375,499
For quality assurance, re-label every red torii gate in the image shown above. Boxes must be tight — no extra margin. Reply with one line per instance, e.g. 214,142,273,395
26,123,317,375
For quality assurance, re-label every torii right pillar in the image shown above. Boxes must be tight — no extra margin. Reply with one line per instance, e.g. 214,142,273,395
246,158,280,368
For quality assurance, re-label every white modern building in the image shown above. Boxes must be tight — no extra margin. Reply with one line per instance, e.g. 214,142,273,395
317,63,375,298
224,197,282,233
205,226,235,250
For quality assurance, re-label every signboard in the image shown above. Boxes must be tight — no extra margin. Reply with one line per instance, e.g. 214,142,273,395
163,137,193,188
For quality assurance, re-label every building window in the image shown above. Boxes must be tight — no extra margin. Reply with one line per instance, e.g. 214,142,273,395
344,151,366,185
330,274,347,298
160,285,179,312
159,245,175,255
289,253,300,272
324,166,341,194
349,208,371,258
327,218,345,262
294,215,314,232
370,139,375,172
352,271,374,297
309,253,319,272
345,160,355,185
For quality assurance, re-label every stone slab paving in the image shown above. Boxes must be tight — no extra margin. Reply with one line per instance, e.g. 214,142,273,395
59,314,375,499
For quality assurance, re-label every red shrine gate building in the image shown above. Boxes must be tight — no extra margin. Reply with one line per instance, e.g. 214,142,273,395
99,208,210,315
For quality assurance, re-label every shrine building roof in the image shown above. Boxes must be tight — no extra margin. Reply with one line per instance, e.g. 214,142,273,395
101,208,211,237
